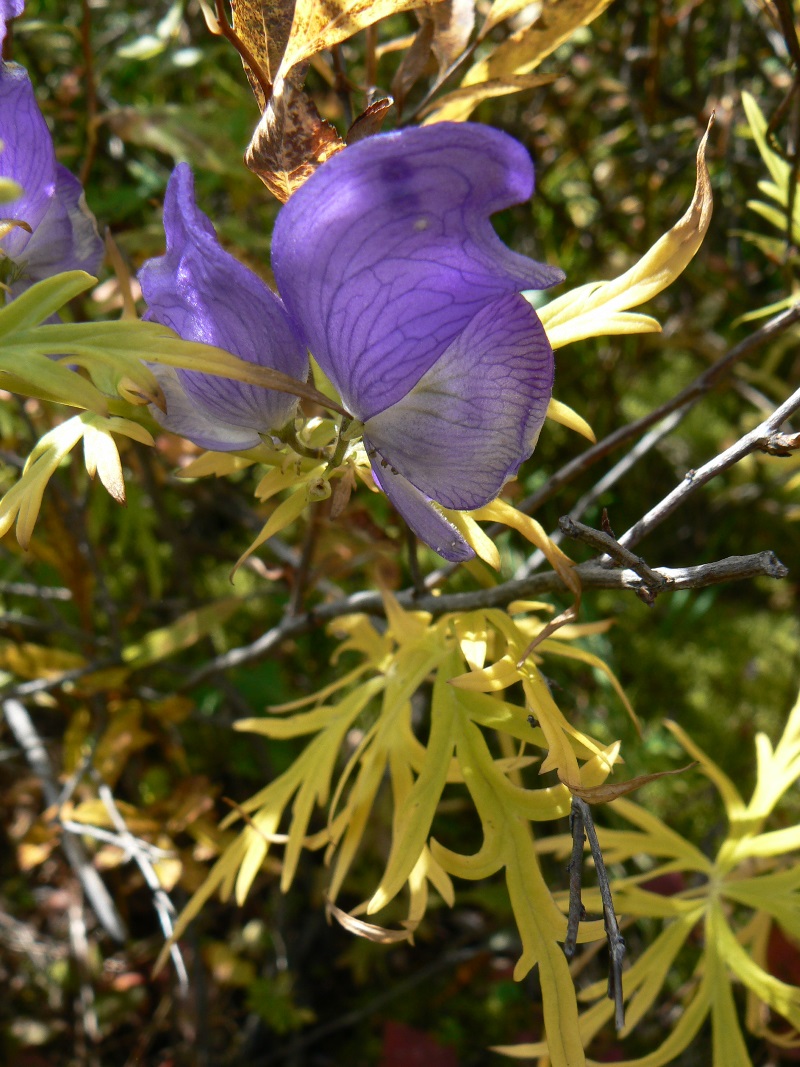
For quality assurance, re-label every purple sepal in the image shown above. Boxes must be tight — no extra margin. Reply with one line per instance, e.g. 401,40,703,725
372,460,474,562
0,2,23,49
139,163,308,447
272,121,563,421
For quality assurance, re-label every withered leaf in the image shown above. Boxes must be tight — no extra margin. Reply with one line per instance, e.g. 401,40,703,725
277,0,438,79
391,18,435,115
421,71,555,123
346,96,394,143
231,0,297,107
462,0,615,84
246,79,345,202
426,0,475,73
567,763,697,805
326,899,416,943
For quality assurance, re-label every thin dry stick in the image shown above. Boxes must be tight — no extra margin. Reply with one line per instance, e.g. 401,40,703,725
619,383,800,550
558,517,669,603
183,550,786,686
86,767,189,993
2,699,126,942
566,797,626,1031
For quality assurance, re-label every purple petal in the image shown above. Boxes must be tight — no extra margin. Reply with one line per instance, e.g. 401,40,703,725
363,292,553,510
272,122,563,420
149,365,266,452
139,163,308,440
0,62,55,260
0,2,24,46
373,463,474,562
11,164,103,290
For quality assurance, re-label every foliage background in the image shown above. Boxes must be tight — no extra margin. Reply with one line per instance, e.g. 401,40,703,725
1,0,800,1064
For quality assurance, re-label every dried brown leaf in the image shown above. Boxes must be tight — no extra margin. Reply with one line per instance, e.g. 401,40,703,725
231,0,297,106
246,80,346,202
463,0,614,84
346,97,394,142
427,0,475,72
278,0,437,78
391,18,435,114
567,763,697,804
326,899,416,943
421,71,555,122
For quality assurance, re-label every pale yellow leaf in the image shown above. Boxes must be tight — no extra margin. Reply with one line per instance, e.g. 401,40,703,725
462,0,615,84
539,121,713,349
422,72,555,123
278,0,435,78
546,397,596,441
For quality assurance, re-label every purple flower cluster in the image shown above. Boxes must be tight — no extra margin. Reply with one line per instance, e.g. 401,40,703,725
141,125,562,561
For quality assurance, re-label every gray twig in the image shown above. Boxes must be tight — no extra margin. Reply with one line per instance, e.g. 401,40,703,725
2,698,127,942
558,517,670,603
619,384,800,550
565,797,626,1032
183,550,786,686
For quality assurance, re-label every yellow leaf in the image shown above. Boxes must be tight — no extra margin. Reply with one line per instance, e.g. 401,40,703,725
546,397,596,442
0,416,86,548
422,72,555,123
231,485,311,578
278,0,436,78
440,507,501,569
177,452,257,479
122,598,242,668
539,120,713,349
461,0,614,84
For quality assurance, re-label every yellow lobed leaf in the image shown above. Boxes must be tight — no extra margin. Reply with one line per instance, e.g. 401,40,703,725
665,719,746,822
539,121,713,349
473,498,580,596
367,652,460,913
0,270,96,337
0,416,86,548
177,453,257,479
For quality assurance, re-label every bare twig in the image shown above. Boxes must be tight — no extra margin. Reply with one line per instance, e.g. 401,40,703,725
558,517,670,603
619,384,800,550
520,302,800,521
2,699,127,942
86,767,190,993
565,797,626,1031
183,551,786,686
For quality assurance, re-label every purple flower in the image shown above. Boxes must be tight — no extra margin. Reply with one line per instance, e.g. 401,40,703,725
0,62,103,299
138,163,308,451
0,1,23,47
272,123,563,561
142,125,561,562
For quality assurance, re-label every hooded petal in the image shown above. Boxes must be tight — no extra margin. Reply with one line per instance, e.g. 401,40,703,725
10,164,103,293
0,2,24,46
139,163,308,440
0,62,55,260
363,292,552,510
373,463,474,563
272,122,563,420
149,364,266,452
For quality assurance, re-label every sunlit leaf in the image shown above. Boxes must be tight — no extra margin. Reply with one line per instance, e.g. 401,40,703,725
539,121,713,349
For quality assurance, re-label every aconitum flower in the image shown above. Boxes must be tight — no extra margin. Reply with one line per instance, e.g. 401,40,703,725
272,123,563,561
139,163,308,451
144,126,561,561
0,62,103,300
